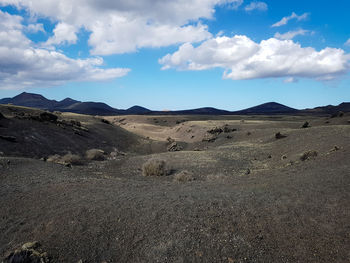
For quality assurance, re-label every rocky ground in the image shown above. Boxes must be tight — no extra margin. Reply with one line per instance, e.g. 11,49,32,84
1,105,349,262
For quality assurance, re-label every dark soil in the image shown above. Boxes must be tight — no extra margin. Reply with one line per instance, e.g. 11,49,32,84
1,105,350,262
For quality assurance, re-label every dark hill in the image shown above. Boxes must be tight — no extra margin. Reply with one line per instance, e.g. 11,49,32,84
55,98,80,108
234,102,298,115
62,102,123,115
0,92,123,115
127,106,151,114
0,92,57,109
302,102,350,115
1,92,349,116
158,107,231,115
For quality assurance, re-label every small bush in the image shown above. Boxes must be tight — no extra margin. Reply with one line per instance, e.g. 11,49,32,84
300,150,318,161
101,118,110,124
47,154,61,163
85,149,106,161
47,153,84,166
61,153,84,165
275,132,287,139
301,121,309,128
207,127,223,135
39,112,58,122
166,137,175,143
142,159,167,176
167,142,182,152
173,170,195,182
330,145,340,152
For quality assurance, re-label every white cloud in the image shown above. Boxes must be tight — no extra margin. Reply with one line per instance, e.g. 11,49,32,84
25,23,45,33
159,35,350,81
1,0,243,55
45,22,77,46
0,10,130,90
245,1,268,11
345,38,350,46
274,29,310,40
272,12,309,27
88,20,211,55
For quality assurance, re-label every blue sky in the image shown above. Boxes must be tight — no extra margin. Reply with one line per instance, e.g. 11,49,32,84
0,0,349,110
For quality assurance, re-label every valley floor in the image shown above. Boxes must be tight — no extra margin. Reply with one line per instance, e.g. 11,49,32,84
1,106,350,262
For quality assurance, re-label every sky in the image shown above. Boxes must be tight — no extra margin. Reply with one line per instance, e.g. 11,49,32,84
0,0,349,111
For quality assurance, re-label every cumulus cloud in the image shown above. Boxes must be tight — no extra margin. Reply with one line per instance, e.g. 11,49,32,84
0,0,243,55
245,1,268,11
159,35,350,81
0,10,130,90
45,22,78,46
274,29,310,40
272,12,309,27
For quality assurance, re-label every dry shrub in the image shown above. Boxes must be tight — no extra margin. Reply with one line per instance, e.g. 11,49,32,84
85,149,106,161
330,145,340,152
275,132,287,139
300,150,318,161
47,154,61,163
47,153,84,166
173,170,195,182
301,121,309,128
142,159,167,176
101,118,110,124
61,153,84,165
167,142,182,152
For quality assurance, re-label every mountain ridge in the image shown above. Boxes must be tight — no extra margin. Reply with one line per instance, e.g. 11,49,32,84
0,92,348,116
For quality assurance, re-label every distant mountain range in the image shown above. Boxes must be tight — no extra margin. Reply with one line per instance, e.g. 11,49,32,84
0,92,349,116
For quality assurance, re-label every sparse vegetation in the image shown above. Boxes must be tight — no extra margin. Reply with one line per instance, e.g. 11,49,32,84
167,142,182,152
223,125,237,133
142,159,167,176
301,121,310,128
331,111,344,118
166,137,175,143
85,149,106,161
275,132,287,139
202,134,217,142
329,146,340,152
47,153,84,166
300,150,318,161
3,241,49,263
39,112,58,122
173,170,195,182
207,127,223,135
101,118,110,124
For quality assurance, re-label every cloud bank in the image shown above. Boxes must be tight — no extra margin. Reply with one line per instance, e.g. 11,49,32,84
1,0,243,54
159,35,349,81
0,10,130,90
